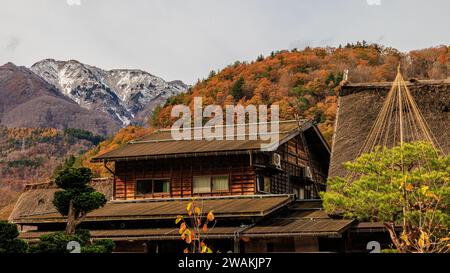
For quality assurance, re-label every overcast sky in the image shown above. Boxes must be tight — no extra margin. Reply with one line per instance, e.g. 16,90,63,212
0,0,449,84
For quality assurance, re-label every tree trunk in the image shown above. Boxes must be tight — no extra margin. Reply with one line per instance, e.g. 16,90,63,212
65,200,76,235
384,222,402,252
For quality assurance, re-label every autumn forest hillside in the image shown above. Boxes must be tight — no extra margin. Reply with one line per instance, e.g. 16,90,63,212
0,127,105,218
83,43,449,176
152,44,448,140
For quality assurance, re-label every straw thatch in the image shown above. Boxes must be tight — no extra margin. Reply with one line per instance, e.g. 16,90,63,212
329,79,450,178
8,178,113,222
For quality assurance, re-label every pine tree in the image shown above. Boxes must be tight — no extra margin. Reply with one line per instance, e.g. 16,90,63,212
53,167,107,235
231,77,245,101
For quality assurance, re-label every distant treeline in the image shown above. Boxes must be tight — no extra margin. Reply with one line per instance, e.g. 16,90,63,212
6,157,44,169
64,128,105,146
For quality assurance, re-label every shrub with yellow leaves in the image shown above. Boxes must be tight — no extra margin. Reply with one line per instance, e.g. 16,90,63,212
175,197,217,253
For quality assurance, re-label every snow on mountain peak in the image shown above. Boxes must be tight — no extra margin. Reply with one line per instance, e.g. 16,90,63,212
30,59,188,126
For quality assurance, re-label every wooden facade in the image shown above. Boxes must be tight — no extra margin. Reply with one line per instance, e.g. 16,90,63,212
113,155,256,199
110,125,329,201
258,131,329,198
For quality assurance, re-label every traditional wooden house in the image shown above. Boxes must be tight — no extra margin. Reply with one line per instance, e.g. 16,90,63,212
92,120,330,200
11,120,355,252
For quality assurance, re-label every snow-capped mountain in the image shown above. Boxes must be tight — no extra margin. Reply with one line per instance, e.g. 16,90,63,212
0,62,121,135
31,59,188,126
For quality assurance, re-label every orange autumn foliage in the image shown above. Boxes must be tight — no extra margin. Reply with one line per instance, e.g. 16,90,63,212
84,44,449,177
152,44,448,144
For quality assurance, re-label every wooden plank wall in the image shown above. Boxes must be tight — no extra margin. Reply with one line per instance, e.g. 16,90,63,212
270,132,327,194
114,155,256,200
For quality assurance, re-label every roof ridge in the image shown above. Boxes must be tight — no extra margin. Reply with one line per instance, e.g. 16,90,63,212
130,129,299,144
344,79,450,87
129,120,306,144
154,119,305,133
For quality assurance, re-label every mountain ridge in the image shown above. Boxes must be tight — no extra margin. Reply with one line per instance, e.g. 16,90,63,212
0,62,121,135
31,59,189,126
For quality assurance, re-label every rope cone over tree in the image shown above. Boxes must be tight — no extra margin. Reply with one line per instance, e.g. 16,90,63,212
322,66,450,253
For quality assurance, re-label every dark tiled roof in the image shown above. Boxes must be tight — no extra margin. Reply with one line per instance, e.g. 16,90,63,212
92,120,311,161
243,218,353,236
20,227,242,241
242,200,355,236
18,199,356,241
13,194,293,224
20,196,355,241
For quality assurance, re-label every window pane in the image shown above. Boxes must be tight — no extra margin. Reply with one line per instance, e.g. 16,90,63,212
193,176,211,193
136,180,152,195
264,176,271,192
212,176,229,191
154,180,170,193
257,175,264,192
162,181,170,192
299,187,305,199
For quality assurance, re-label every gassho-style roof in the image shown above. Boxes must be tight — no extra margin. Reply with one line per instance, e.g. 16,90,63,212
18,199,355,242
8,178,114,223
329,79,450,178
92,120,330,162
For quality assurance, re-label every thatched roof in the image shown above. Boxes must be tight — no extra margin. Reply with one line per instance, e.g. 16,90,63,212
8,178,113,223
329,79,450,178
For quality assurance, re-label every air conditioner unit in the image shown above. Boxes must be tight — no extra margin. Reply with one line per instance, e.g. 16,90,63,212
305,166,313,179
272,153,282,169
